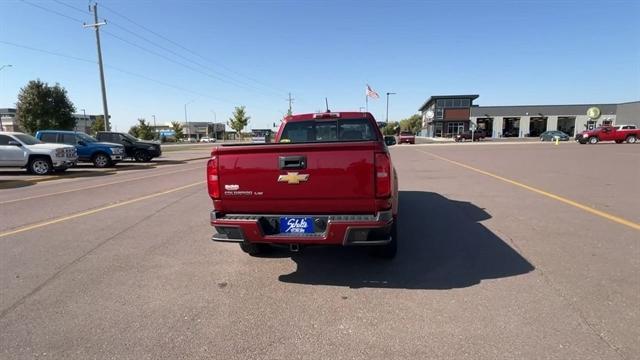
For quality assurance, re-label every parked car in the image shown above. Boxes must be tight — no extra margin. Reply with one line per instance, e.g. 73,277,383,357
95,131,162,162
398,131,415,144
455,129,486,142
208,111,399,258
576,125,639,144
502,128,519,137
199,137,216,143
35,130,124,168
539,130,570,141
0,131,77,175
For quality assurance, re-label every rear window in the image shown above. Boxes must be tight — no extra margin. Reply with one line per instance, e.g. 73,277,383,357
39,133,58,143
400,132,413,136
280,118,377,143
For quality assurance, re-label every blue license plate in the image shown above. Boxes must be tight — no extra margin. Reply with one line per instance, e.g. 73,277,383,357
280,217,314,234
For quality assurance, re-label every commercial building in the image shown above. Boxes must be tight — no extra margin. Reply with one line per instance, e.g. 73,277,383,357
419,96,640,138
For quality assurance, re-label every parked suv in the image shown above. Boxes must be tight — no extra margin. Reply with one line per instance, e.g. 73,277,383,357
96,132,162,162
0,132,77,175
455,129,486,142
35,130,124,168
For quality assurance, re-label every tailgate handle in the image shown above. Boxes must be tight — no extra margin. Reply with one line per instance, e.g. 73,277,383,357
279,155,306,170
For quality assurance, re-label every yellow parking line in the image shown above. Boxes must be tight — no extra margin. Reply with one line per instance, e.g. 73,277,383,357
0,181,204,239
0,166,202,205
417,149,640,231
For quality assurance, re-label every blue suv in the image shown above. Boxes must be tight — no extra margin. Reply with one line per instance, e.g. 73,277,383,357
35,130,125,168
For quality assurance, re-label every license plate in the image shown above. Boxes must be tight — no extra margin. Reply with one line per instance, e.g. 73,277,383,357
280,217,314,234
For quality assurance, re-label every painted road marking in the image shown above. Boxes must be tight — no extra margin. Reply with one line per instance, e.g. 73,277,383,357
0,166,203,205
0,181,204,239
416,149,640,232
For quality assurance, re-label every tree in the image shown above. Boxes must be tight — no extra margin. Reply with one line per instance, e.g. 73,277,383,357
228,106,250,134
382,121,400,136
171,121,184,139
90,116,105,135
136,118,154,140
128,125,140,138
399,114,423,134
16,79,76,134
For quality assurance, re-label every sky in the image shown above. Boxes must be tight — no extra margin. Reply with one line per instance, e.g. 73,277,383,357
1,0,639,132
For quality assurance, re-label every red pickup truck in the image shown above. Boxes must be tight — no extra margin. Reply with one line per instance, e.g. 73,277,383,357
398,131,416,144
207,112,399,258
576,125,639,144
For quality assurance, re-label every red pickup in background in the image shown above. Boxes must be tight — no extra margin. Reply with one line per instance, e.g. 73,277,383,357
576,125,639,144
207,112,399,258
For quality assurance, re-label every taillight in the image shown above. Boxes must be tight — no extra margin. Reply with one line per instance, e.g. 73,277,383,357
375,152,391,198
207,156,220,199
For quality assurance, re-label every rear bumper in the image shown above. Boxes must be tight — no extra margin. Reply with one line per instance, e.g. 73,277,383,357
211,210,394,246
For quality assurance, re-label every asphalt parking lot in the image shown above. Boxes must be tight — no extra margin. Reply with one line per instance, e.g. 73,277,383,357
0,142,638,359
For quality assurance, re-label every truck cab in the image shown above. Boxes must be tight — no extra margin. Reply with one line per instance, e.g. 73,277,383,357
35,130,125,168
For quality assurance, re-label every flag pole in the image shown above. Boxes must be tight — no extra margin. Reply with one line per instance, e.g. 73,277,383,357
365,94,368,112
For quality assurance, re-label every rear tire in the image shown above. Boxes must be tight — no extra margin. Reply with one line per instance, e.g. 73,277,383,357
134,150,152,162
370,222,397,259
239,242,270,256
28,156,53,175
588,136,599,144
626,135,637,144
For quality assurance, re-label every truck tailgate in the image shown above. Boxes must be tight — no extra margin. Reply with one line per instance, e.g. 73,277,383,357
215,142,377,214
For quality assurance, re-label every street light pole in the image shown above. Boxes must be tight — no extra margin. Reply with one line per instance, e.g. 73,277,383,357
385,92,396,123
152,115,157,139
0,65,13,131
184,99,196,141
81,109,86,132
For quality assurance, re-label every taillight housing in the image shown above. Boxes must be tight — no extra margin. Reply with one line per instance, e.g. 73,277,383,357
375,152,391,198
207,156,220,199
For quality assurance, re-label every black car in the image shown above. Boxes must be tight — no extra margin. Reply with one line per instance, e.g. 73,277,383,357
539,130,570,141
455,129,486,141
96,132,162,162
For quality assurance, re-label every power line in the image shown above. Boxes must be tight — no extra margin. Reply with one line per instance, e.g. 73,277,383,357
0,40,233,104
20,0,84,23
99,2,289,96
52,0,89,16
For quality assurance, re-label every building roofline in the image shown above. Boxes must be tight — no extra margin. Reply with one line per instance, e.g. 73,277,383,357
419,94,479,111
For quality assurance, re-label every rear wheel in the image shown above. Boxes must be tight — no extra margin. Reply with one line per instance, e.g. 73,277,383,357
588,136,599,144
134,150,152,162
626,135,637,144
92,153,111,168
28,156,53,175
239,242,270,256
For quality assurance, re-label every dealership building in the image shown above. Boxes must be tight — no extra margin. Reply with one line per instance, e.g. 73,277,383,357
418,95,640,138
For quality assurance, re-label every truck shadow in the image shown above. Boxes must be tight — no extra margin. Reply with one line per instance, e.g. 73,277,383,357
278,191,534,289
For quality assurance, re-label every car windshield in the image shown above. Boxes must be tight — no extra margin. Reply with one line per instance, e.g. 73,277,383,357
13,134,41,145
77,133,97,143
280,118,378,143
122,133,139,142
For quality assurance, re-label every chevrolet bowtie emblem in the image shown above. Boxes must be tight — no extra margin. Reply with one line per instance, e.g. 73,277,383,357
278,172,309,184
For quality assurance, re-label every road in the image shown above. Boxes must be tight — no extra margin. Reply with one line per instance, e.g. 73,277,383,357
0,142,638,359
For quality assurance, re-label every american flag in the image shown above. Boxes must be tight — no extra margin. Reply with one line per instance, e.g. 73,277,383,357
366,84,380,99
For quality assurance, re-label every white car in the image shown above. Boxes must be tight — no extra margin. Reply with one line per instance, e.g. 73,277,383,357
0,132,78,175
199,137,216,143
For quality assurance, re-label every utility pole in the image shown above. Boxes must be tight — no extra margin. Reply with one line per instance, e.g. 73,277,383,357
386,92,396,123
287,92,294,115
81,109,86,132
84,3,110,131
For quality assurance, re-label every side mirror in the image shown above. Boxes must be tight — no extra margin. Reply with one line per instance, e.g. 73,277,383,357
78,140,87,146
384,135,396,146
8,140,22,147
